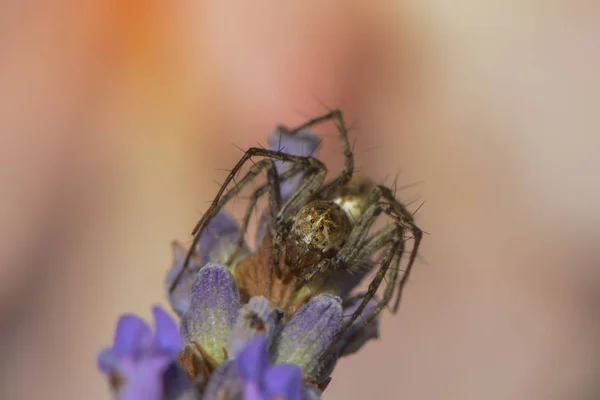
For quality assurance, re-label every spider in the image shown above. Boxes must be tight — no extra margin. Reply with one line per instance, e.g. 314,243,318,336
170,110,423,363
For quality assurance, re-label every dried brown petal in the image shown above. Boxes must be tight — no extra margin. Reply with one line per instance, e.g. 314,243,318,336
179,343,219,383
235,233,312,317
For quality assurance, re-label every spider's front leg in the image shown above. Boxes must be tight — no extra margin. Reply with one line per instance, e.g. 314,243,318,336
286,109,355,199
226,164,305,266
170,147,324,294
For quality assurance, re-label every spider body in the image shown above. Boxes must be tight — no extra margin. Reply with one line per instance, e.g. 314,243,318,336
281,177,375,280
330,177,374,225
171,109,423,368
283,199,351,278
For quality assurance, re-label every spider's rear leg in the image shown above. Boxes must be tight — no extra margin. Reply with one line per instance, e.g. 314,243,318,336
170,147,324,294
339,183,423,314
376,185,423,312
350,231,404,327
319,230,403,364
336,223,401,319
365,238,404,326
317,193,416,362
285,109,355,199
334,196,390,265
319,232,404,364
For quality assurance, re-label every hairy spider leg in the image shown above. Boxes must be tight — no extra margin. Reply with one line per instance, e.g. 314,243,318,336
316,184,421,364
337,195,420,322
319,233,404,366
331,204,401,321
376,185,423,312
169,148,324,294
285,109,355,199
229,109,356,282
365,236,404,325
337,183,422,313
226,164,306,266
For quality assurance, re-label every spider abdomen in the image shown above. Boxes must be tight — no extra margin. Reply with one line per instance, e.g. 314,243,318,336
284,200,351,273
330,177,374,225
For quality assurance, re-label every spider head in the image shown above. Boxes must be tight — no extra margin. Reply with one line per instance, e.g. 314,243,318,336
283,200,351,274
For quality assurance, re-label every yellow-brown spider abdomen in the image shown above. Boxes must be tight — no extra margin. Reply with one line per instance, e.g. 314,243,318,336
283,200,351,274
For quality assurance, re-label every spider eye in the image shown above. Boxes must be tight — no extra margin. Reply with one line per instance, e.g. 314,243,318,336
319,225,324,231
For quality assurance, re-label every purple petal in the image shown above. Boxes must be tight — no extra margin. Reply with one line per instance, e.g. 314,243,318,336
229,296,283,357
113,314,153,357
316,294,381,380
197,210,250,267
275,294,342,376
162,363,196,400
117,356,171,400
235,336,270,382
263,364,304,400
203,361,243,400
97,313,153,374
181,263,241,363
98,309,191,399
166,241,203,316
314,353,338,384
242,382,263,400
267,128,320,159
152,306,183,357
268,128,320,199
166,211,249,316
305,386,323,400
97,348,119,374
338,294,380,357
325,262,371,299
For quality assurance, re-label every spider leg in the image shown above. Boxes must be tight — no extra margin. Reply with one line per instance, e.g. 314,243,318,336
351,223,400,267
334,184,393,264
285,109,354,198
226,164,305,265
347,236,402,328
376,185,423,312
169,147,324,294
275,162,328,222
317,182,420,363
338,183,422,313
320,234,403,364
365,237,404,325
334,223,400,323
192,157,280,279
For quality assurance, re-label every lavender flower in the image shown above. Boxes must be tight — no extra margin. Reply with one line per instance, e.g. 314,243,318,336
97,306,192,400
167,211,251,316
179,263,344,399
236,337,304,400
98,129,382,399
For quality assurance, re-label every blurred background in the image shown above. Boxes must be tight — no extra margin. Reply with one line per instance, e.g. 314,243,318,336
1,1,600,399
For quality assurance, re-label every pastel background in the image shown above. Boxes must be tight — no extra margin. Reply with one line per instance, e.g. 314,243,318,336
1,2,599,399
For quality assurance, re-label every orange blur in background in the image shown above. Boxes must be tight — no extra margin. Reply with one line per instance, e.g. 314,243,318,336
1,1,600,399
